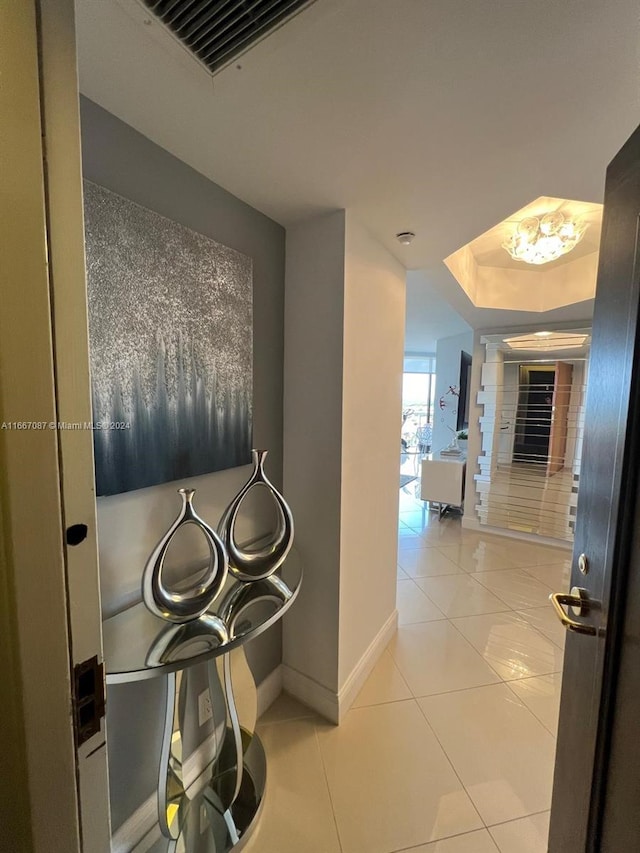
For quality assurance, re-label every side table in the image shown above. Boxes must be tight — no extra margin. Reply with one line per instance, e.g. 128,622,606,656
420,454,467,519
102,549,303,852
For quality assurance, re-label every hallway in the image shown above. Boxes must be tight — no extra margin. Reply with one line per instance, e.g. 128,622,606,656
244,486,569,852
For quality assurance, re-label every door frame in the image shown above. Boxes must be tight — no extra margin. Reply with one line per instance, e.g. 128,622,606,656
549,122,640,851
547,360,573,475
0,1,110,850
587,129,640,850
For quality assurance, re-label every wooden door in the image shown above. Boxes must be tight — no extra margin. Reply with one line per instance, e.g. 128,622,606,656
547,361,573,475
549,123,640,851
0,1,110,850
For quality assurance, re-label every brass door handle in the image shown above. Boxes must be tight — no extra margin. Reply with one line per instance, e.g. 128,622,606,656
549,587,597,636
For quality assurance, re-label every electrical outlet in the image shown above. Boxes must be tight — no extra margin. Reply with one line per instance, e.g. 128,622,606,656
198,689,213,726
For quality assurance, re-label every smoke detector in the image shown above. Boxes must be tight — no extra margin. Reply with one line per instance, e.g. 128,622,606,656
396,231,416,246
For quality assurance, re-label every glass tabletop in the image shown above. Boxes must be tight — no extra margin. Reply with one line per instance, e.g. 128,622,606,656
103,548,303,683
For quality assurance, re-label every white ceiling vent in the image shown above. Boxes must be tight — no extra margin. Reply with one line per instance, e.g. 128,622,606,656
142,0,316,74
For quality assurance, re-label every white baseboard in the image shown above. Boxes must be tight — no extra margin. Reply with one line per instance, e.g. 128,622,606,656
282,609,398,725
256,664,283,718
335,609,398,723
281,665,341,723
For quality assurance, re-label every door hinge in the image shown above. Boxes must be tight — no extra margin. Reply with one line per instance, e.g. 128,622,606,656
73,655,105,747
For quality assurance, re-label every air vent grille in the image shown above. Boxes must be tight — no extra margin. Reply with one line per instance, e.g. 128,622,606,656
143,0,314,74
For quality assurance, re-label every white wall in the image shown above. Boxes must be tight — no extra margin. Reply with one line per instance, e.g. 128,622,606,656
462,330,485,528
405,270,471,353
499,362,519,464
283,210,405,721
339,216,405,686
432,330,474,454
566,360,587,474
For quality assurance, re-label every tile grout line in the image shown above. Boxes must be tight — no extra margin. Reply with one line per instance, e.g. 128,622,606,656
398,515,510,829
444,584,565,685
486,807,552,830
503,677,560,739
396,575,448,622
394,511,563,844
398,528,567,662
411,594,559,831
398,533,566,697
436,611,512,685
413,695,488,831
390,826,498,853
311,721,345,853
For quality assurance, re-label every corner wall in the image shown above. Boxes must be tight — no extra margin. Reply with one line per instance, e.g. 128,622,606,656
339,217,405,686
283,211,405,721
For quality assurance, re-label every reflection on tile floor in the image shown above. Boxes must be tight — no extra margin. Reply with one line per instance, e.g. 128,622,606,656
244,489,569,852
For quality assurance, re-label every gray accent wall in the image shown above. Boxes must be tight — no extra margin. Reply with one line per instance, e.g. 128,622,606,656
80,97,286,829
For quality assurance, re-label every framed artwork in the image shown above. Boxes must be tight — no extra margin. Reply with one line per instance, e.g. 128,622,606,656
84,181,253,496
457,351,472,431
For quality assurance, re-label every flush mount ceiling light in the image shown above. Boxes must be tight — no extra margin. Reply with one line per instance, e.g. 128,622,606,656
503,211,588,266
444,196,602,312
504,332,590,352
396,231,416,245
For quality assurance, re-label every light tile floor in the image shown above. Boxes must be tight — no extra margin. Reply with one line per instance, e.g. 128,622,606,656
244,487,570,853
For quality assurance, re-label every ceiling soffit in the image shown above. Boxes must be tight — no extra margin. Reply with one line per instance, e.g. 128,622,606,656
444,197,603,313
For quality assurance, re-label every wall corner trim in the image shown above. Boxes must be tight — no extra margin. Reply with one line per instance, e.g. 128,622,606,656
256,664,284,719
281,666,341,724
282,609,398,725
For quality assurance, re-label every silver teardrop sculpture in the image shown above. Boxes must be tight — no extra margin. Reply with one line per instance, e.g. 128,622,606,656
218,449,294,582
142,488,228,623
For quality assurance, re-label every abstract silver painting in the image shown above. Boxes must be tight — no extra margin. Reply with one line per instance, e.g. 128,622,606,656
84,181,253,496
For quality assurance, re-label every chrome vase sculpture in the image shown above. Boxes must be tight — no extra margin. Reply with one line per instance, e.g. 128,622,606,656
142,488,228,623
218,449,294,582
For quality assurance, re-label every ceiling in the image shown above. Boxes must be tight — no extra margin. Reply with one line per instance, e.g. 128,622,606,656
75,0,639,330
461,198,603,272
405,271,471,353
444,196,602,312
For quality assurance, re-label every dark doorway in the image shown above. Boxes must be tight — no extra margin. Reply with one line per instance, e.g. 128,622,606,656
513,365,555,465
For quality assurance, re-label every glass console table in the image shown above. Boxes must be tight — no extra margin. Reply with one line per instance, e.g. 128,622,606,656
103,549,303,852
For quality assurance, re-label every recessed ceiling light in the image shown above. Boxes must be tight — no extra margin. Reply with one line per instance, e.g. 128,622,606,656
396,231,415,246
504,332,589,351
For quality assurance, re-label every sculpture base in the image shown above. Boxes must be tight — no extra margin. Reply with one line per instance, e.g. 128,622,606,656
133,732,266,852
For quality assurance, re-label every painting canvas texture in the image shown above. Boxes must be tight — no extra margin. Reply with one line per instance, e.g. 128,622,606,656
84,180,253,497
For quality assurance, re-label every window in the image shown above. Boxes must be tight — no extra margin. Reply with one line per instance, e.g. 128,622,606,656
402,355,436,451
